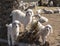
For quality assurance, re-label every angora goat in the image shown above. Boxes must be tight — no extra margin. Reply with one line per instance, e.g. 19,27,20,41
6,20,21,46
19,1,28,11
36,22,53,45
28,17,53,45
36,9,44,14
34,12,48,23
54,8,60,14
10,9,34,29
43,9,54,14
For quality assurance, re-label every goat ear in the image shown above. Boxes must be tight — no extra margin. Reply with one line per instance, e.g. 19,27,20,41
10,13,12,16
51,27,53,33
6,24,8,27
19,23,21,27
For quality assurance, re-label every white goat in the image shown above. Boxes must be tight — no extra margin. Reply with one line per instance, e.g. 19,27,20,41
19,1,28,11
49,1,53,7
43,9,54,14
29,2,36,8
10,9,34,29
39,16,48,23
30,18,53,45
6,20,21,46
19,1,26,10
36,9,44,14
58,8,60,13
36,22,53,45
36,9,48,23
35,14,48,23
54,8,60,14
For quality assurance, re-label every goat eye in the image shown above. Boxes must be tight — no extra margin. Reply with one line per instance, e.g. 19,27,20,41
26,12,29,13
30,12,32,14
16,26,17,28
18,24,21,27
46,28,49,31
49,28,51,29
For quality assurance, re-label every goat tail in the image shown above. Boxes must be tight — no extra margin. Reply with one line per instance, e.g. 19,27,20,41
50,26,53,33
6,24,9,27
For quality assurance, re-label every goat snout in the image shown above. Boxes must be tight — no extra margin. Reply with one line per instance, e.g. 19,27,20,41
46,28,50,31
